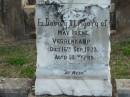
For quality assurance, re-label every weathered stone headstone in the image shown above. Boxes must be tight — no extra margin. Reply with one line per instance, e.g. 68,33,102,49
35,0,112,96
116,0,130,39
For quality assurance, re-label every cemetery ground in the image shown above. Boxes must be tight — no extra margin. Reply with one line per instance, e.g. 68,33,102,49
0,38,130,79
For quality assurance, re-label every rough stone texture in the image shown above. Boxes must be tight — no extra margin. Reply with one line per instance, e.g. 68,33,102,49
24,5,35,35
30,94,112,97
0,78,32,97
36,79,112,96
116,79,130,97
35,0,112,96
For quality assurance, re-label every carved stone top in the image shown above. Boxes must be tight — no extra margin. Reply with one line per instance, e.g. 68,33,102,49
36,0,111,8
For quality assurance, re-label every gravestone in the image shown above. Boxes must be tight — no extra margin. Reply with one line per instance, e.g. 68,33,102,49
35,0,112,96
0,0,25,40
116,0,130,39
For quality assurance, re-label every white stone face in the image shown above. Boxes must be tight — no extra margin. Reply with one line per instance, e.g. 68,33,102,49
36,0,111,8
35,0,112,96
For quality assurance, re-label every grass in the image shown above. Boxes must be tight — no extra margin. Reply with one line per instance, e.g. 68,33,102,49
20,66,35,78
110,39,130,79
122,47,130,56
0,39,130,79
0,40,36,78
7,57,27,66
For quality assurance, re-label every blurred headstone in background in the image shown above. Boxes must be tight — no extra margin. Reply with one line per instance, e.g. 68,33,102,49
0,0,26,40
0,0,36,41
23,0,35,38
112,0,130,41
111,0,116,31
